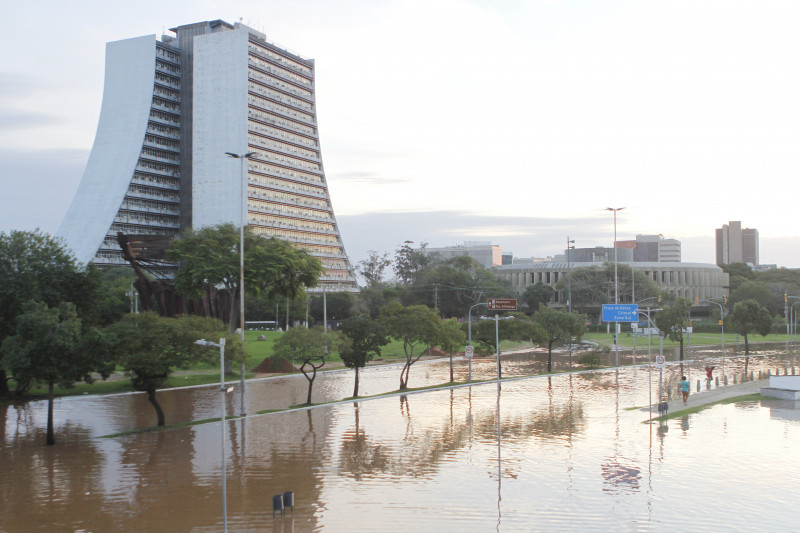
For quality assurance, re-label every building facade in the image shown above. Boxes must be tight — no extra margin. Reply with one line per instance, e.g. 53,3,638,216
497,261,729,303
422,241,503,268
716,221,759,266
57,20,357,290
613,234,681,262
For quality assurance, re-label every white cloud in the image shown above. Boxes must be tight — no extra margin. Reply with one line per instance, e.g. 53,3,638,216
4,0,800,267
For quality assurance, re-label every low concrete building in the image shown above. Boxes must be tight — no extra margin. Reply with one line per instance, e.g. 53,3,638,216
496,261,729,304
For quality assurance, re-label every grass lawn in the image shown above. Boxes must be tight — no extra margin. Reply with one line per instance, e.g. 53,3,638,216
4,332,548,402
584,331,791,350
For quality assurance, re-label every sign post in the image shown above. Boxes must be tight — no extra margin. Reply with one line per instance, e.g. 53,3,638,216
488,298,518,311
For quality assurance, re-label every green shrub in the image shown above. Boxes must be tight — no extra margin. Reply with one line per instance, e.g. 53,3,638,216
579,345,608,369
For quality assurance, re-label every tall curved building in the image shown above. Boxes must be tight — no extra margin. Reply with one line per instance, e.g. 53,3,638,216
58,20,358,291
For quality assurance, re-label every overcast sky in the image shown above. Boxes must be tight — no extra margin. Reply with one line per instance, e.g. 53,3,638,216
2,0,799,268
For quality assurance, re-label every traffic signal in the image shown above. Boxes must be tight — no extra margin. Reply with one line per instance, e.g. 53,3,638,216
722,295,727,304
658,294,662,303
694,296,699,304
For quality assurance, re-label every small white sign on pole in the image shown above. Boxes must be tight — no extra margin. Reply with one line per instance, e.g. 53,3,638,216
655,355,666,368
465,345,474,359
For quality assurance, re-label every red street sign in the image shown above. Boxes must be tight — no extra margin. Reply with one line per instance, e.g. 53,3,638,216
488,298,517,311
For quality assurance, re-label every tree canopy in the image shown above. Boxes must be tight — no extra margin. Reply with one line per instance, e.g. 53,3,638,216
272,326,333,405
166,224,323,332
522,282,555,313
338,314,388,397
0,229,101,396
437,318,467,383
654,298,691,360
532,306,586,372
380,301,441,390
1,301,113,444
554,263,660,310
729,281,782,316
729,299,773,355
106,312,241,426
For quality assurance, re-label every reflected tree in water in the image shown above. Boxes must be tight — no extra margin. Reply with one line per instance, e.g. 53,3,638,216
339,403,389,480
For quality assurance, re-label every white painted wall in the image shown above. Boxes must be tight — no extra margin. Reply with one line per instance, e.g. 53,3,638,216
191,28,250,230
56,35,156,265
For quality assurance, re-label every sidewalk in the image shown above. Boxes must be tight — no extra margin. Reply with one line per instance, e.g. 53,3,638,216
645,379,766,414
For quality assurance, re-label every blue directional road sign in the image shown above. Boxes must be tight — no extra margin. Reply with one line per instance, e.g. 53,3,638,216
602,304,639,322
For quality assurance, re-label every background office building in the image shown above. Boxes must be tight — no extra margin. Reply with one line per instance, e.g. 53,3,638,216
57,20,357,290
421,241,503,268
561,235,680,264
716,221,759,266
616,234,681,262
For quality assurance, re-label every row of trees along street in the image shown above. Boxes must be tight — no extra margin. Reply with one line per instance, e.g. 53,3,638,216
1,229,791,444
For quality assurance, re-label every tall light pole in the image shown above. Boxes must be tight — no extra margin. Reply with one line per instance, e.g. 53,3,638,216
226,151,256,417
606,207,625,367
567,238,575,368
467,302,487,383
195,338,230,533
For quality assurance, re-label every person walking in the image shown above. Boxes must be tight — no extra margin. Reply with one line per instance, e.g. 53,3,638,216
680,376,690,405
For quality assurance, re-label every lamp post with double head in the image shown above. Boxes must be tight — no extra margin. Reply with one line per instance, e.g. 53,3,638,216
567,238,575,367
606,207,625,367
226,151,256,416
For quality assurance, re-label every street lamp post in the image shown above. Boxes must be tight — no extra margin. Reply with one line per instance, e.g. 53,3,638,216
480,314,514,390
606,207,625,367
697,298,725,380
226,151,256,417
195,338,230,533
467,302,487,383
567,238,575,368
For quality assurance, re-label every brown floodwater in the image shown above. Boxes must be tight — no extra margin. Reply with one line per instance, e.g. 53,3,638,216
2,344,799,532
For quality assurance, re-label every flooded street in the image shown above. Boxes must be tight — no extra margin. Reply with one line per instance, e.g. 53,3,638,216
3,345,800,531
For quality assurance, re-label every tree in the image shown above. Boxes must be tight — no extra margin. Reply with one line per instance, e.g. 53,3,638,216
522,282,554,313
437,318,467,383
532,306,587,372
1,301,113,445
411,256,509,317
271,243,325,329
554,263,660,309
721,262,756,292
166,224,323,333
380,301,440,390
393,241,430,285
338,314,388,397
654,298,691,360
94,267,139,325
729,281,782,316
272,326,334,405
107,313,240,426
309,291,355,325
470,312,544,355
357,250,392,287
0,229,101,396
729,299,772,356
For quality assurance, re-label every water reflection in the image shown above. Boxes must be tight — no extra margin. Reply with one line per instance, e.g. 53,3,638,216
5,350,800,531
339,403,389,481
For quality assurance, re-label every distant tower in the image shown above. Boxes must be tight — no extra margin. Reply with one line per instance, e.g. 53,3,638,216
716,221,759,266
57,20,358,290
